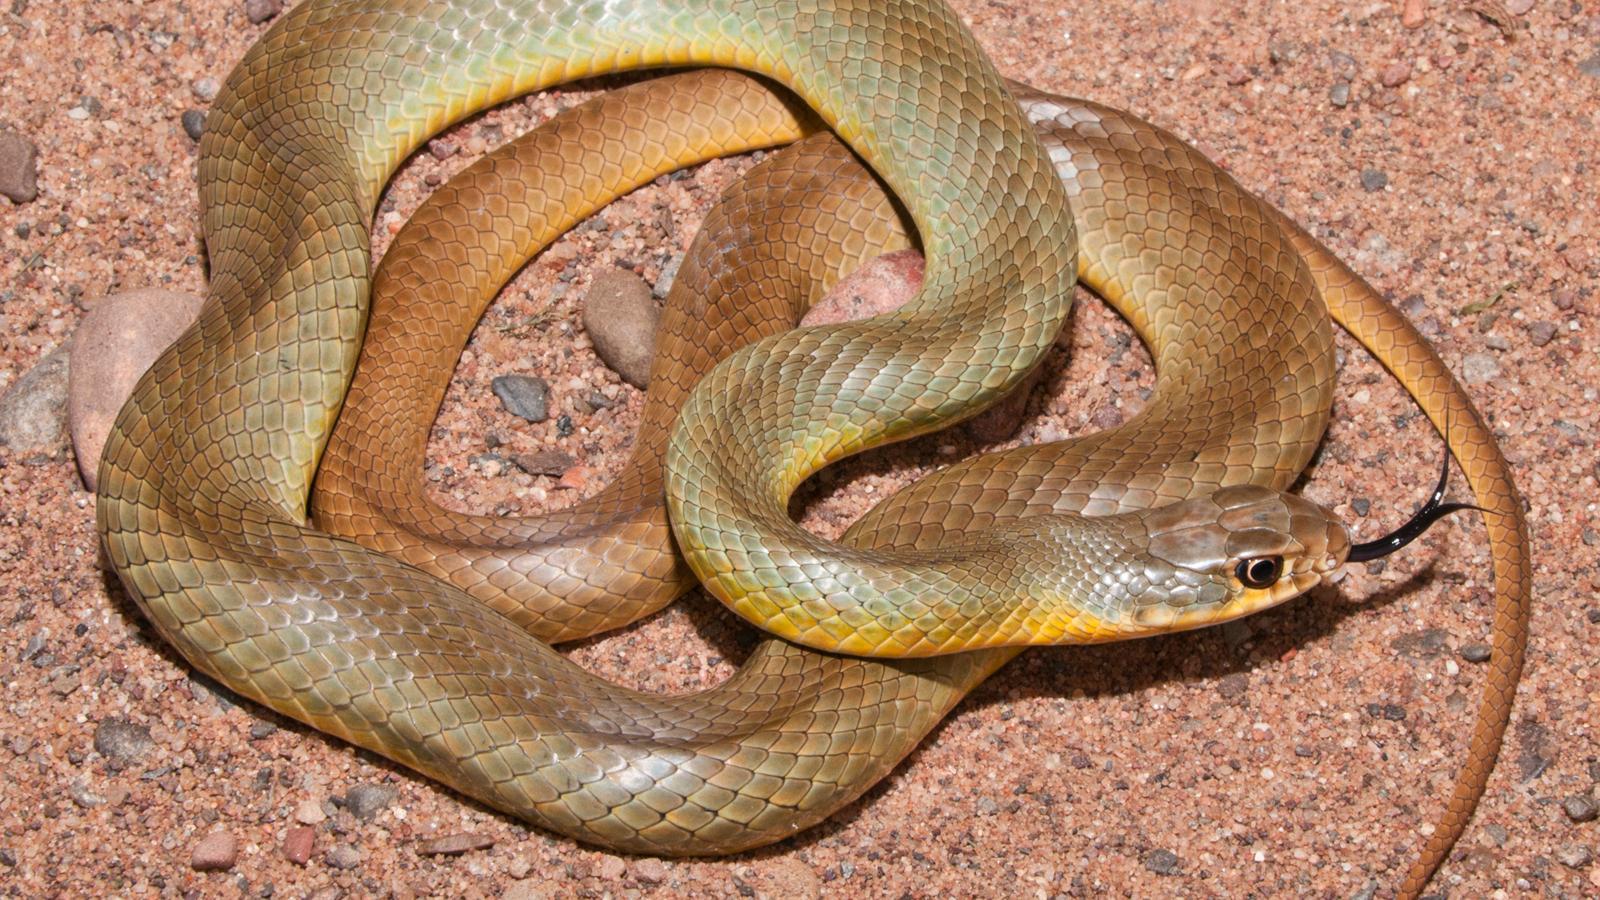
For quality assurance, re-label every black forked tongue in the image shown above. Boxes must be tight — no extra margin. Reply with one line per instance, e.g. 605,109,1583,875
1347,445,1482,562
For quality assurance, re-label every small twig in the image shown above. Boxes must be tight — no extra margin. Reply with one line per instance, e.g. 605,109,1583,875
1459,280,1517,316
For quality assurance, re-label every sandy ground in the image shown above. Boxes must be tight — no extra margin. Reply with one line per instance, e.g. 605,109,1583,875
2,0,1598,897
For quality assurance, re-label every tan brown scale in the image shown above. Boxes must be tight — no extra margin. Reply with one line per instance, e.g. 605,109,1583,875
93,5,1530,896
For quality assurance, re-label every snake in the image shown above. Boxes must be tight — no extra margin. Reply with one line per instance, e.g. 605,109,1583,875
92,2,1530,896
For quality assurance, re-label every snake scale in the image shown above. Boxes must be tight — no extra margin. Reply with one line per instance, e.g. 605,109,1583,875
96,1,1529,895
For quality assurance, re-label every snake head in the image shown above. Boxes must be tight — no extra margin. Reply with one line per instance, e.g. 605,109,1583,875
1114,484,1351,635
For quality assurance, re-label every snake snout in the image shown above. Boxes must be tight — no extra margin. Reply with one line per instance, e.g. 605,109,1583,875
1126,486,1351,635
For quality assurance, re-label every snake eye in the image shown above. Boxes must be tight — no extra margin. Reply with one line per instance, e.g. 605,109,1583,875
1235,556,1283,589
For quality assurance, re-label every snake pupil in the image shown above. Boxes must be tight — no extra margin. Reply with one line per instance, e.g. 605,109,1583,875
1236,556,1283,589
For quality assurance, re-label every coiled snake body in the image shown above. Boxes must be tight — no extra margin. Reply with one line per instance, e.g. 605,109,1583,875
98,2,1529,896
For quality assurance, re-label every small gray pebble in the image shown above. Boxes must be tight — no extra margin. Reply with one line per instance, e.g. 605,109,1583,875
1142,848,1180,875
1329,82,1351,107
343,783,398,820
192,77,220,102
1360,168,1388,192
491,375,550,423
1459,643,1491,663
248,721,278,740
1351,497,1370,517
1216,672,1250,701
324,845,361,870
182,109,206,141
1580,51,1600,80
1459,352,1501,385
93,718,152,763
1563,794,1599,822
1527,321,1558,346
1557,843,1593,869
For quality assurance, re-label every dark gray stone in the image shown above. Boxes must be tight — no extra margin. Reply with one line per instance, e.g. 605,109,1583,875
491,375,550,423
93,718,152,763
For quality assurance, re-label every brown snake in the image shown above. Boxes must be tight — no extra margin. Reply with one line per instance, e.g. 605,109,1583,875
95,2,1529,895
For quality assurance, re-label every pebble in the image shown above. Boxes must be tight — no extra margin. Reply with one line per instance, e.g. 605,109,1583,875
1564,794,1599,822
67,289,206,489
0,343,70,453
1401,0,1426,29
342,782,398,820
181,109,206,141
556,466,591,492
1459,352,1501,385
93,717,152,764
491,375,551,423
1359,168,1388,192
416,832,494,856
596,856,627,880
1379,62,1412,88
511,450,575,477
1329,82,1350,108
189,831,238,871
1558,844,1594,869
293,798,327,825
802,249,924,326
1527,321,1558,346
1581,52,1600,81
245,0,284,24
1504,0,1534,13
325,844,362,870
630,858,668,884
506,855,532,879
1460,643,1491,663
1216,672,1250,701
191,77,220,102
282,826,315,865
0,130,40,203
1351,497,1371,517
581,269,659,388
1143,848,1181,874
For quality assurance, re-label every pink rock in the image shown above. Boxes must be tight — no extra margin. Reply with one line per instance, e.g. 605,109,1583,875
1380,61,1413,88
69,288,205,490
1401,0,1426,29
799,249,924,326
189,830,237,871
556,465,592,491
595,855,627,880
283,826,315,865
630,858,668,884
